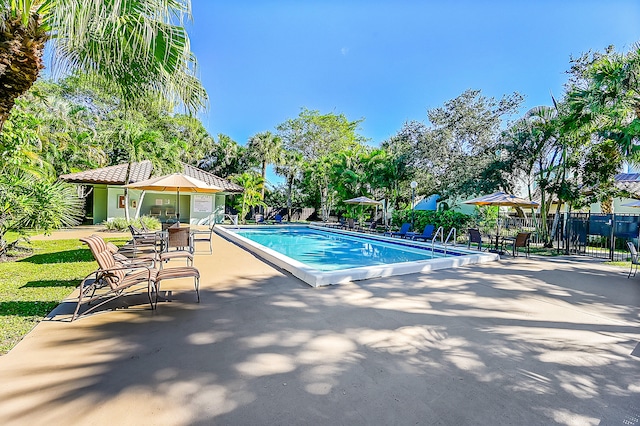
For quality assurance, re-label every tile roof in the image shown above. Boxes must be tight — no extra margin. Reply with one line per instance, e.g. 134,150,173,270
59,161,153,185
59,161,243,193
181,163,243,193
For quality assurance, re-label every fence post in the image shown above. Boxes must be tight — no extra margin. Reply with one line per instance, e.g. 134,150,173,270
609,214,615,261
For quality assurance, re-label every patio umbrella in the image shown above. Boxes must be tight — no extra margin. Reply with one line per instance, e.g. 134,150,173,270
343,196,382,206
125,173,222,222
463,191,539,208
464,191,539,251
344,196,382,226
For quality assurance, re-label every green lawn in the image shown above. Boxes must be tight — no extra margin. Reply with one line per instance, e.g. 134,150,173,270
0,236,127,355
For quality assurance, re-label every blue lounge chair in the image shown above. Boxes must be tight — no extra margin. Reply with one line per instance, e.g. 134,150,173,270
255,214,266,224
274,214,283,224
384,223,411,238
407,224,435,241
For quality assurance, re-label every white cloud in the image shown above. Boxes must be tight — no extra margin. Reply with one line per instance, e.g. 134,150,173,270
341,47,349,56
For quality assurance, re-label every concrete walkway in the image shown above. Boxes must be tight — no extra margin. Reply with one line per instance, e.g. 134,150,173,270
0,228,639,425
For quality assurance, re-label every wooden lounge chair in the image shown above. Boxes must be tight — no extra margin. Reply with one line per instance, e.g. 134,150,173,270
407,224,435,241
384,223,411,238
468,228,483,250
627,241,640,278
503,232,531,257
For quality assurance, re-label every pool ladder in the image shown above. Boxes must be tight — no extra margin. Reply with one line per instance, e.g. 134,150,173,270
431,226,457,256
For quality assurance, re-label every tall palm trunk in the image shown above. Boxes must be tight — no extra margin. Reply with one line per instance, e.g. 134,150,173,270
261,160,267,199
0,12,47,132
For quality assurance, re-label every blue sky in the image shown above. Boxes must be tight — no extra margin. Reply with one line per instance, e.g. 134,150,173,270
187,1,640,183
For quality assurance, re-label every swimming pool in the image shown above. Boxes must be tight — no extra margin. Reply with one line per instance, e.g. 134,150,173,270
216,225,499,287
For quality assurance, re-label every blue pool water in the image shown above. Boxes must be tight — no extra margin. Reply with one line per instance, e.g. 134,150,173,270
233,227,448,271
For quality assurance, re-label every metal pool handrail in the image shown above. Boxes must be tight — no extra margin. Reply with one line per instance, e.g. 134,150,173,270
443,227,457,256
431,226,444,255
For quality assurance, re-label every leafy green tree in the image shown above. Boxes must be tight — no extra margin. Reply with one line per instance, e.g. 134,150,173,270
417,89,524,203
199,134,250,178
277,108,365,221
0,0,207,132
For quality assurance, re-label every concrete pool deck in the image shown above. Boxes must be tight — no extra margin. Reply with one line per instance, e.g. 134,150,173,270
0,227,639,425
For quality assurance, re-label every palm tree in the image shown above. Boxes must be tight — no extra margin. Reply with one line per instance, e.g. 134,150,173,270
247,131,282,200
274,149,304,221
0,0,207,132
230,172,265,224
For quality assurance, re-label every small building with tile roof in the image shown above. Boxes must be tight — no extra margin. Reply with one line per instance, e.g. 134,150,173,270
60,161,243,225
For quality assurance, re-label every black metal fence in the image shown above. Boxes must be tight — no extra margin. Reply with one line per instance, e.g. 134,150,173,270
562,213,638,261
474,213,637,261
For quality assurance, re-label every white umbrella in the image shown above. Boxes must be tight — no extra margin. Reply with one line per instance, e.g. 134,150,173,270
463,191,539,208
344,196,382,226
126,173,222,222
464,191,539,251
343,196,382,206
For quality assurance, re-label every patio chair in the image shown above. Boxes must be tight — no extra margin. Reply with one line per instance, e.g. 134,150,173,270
384,223,411,238
325,217,345,228
128,225,162,254
149,206,162,218
165,207,176,220
274,214,283,224
78,236,201,319
363,220,379,233
627,241,640,278
468,228,483,250
255,214,266,224
167,226,193,253
89,233,193,269
407,224,436,242
76,237,157,320
191,222,215,254
341,218,358,231
503,232,531,257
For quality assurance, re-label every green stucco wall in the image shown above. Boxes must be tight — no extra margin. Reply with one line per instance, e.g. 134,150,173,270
93,186,108,224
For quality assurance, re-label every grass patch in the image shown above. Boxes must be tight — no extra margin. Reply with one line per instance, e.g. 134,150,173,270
604,260,631,268
0,237,128,355
528,247,564,256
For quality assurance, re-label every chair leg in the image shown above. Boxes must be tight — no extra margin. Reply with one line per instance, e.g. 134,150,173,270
195,277,200,302
148,280,157,310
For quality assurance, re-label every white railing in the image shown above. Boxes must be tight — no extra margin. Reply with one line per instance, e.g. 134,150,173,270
431,226,444,255
443,227,457,256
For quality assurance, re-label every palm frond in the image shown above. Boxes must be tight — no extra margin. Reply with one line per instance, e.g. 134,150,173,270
42,0,207,113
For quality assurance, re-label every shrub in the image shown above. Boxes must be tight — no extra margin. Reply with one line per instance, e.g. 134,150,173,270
392,209,473,236
102,216,161,231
